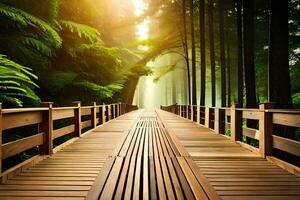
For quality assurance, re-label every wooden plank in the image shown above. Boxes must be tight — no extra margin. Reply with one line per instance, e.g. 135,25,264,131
242,127,259,140
242,110,260,120
82,120,92,129
99,157,124,200
3,112,43,130
272,135,300,157
53,125,75,139
81,108,91,116
2,133,44,159
177,157,209,200
53,109,74,120
273,113,300,127
185,157,220,200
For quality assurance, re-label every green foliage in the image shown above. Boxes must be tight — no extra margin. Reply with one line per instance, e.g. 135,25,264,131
0,54,39,107
38,70,77,95
59,20,101,43
0,2,62,48
292,93,300,108
73,81,123,101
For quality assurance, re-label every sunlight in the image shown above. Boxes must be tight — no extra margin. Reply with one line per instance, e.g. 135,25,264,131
132,0,150,50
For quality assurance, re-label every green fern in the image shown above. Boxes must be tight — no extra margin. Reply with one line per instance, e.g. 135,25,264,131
0,54,39,107
73,81,123,100
0,2,62,48
59,20,101,43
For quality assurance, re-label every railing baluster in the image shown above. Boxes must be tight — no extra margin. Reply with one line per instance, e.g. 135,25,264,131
91,102,97,128
215,108,225,134
102,103,106,124
231,104,242,141
259,103,274,158
205,107,210,128
41,102,53,155
72,101,81,137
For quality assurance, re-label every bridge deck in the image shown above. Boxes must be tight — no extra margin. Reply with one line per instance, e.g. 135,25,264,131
0,109,299,199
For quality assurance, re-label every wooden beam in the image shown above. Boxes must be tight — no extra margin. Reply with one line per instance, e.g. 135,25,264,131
215,108,225,134
91,102,97,128
259,103,274,158
205,107,210,128
72,101,81,137
40,102,53,155
102,104,106,124
231,104,242,141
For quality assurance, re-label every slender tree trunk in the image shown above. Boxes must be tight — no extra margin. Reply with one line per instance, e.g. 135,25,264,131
172,71,177,104
269,0,292,108
208,0,216,107
236,0,243,108
182,0,191,105
243,0,257,109
226,11,232,107
219,0,226,107
199,0,206,107
189,0,197,106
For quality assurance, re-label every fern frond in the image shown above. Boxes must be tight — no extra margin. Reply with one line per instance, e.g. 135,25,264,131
0,54,39,107
60,20,101,43
0,2,62,47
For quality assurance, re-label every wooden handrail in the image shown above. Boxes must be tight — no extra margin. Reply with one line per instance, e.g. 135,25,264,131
0,102,137,175
161,103,300,168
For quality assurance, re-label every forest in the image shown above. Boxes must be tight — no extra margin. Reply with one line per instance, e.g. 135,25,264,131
0,0,299,110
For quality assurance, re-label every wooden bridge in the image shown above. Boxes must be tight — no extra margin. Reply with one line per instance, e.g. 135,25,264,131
0,102,299,199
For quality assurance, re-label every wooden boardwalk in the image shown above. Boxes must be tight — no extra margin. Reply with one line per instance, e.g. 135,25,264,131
0,109,299,199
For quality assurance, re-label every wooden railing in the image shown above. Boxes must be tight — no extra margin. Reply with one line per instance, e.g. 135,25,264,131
0,102,137,177
161,104,300,170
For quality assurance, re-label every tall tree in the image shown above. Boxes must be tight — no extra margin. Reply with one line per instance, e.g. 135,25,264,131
243,0,257,110
189,0,197,105
268,0,293,108
199,0,206,106
219,0,226,107
208,0,216,106
225,10,232,107
236,0,243,107
182,0,191,105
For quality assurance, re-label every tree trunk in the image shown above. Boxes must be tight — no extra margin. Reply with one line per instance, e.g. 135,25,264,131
243,0,257,110
269,0,292,108
226,10,232,107
208,0,216,107
199,0,206,107
182,0,191,105
243,0,257,131
236,0,243,108
219,0,226,107
189,0,197,106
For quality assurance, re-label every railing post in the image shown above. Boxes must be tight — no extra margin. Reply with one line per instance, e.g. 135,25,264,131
116,103,120,117
113,104,116,119
0,103,2,173
205,107,210,128
190,105,193,121
179,105,182,116
259,103,274,158
91,102,97,128
231,104,242,141
215,108,225,134
102,103,106,124
108,104,112,121
72,101,81,137
41,102,53,155
197,106,200,124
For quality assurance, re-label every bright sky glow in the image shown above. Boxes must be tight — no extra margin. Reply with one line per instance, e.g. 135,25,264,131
132,0,150,50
